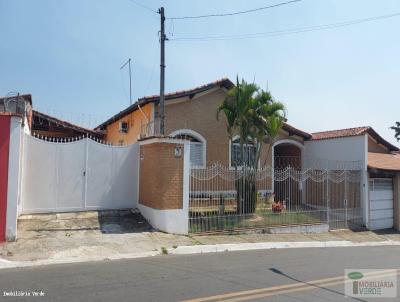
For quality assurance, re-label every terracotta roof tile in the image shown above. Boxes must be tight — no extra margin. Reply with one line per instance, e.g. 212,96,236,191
311,126,399,152
33,110,102,137
368,152,400,171
96,78,234,130
282,122,311,139
311,127,370,140
139,78,234,102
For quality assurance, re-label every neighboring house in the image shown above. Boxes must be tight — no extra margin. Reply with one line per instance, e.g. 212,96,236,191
31,110,102,139
305,127,400,230
1,94,103,139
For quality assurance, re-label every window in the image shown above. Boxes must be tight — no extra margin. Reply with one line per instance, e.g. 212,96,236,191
119,121,129,133
171,130,206,168
230,136,256,168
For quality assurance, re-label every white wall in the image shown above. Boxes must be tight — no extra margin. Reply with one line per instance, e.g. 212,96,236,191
304,135,366,170
304,134,369,226
21,134,139,213
138,205,188,234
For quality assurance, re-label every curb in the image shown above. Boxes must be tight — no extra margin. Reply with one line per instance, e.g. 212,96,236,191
0,251,161,270
1,240,400,270
169,240,400,255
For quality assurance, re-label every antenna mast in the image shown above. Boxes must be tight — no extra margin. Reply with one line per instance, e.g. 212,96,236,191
120,58,132,105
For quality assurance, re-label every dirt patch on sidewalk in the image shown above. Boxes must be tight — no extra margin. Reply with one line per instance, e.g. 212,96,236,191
0,210,195,262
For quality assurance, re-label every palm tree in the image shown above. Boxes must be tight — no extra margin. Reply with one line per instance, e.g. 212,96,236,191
218,77,259,167
217,77,286,214
251,90,286,167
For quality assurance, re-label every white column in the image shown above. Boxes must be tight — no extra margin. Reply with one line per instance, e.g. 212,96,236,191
362,134,369,228
6,116,23,241
182,140,190,234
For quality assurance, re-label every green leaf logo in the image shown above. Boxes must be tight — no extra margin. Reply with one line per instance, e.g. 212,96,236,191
348,272,364,280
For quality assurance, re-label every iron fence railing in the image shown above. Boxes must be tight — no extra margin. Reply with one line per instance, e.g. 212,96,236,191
140,119,161,139
189,163,363,233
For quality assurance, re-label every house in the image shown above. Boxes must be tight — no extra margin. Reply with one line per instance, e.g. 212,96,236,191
95,78,400,231
96,78,312,169
2,79,400,239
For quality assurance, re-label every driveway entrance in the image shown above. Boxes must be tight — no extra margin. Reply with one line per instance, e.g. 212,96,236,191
21,134,139,214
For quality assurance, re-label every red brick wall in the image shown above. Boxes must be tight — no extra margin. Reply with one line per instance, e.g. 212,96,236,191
139,142,184,210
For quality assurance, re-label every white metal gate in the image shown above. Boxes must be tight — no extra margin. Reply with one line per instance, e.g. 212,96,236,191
369,178,394,230
21,134,139,214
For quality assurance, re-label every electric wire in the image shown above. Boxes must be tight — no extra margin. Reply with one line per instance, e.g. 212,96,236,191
167,0,301,20
169,12,400,42
127,0,157,14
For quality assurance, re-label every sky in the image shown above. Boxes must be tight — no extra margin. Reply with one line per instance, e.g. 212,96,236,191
1,0,400,146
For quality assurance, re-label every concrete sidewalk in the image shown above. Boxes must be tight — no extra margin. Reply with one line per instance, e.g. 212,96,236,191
1,211,400,267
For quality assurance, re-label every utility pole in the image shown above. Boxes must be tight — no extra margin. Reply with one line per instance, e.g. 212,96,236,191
158,7,166,135
120,58,132,105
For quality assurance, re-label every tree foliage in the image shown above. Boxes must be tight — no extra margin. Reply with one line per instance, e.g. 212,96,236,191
217,76,286,169
391,122,400,142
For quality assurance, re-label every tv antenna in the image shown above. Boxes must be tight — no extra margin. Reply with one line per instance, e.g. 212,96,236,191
120,58,132,105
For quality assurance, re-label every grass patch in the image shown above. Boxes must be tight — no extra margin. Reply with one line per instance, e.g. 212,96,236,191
189,210,322,233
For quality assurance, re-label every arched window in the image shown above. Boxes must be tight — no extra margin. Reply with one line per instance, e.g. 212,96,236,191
170,129,206,168
230,136,256,168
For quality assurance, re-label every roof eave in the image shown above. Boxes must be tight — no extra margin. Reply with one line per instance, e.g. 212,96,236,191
95,78,235,130
367,128,399,152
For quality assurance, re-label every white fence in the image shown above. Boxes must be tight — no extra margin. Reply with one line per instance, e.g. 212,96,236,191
189,163,363,233
21,134,139,214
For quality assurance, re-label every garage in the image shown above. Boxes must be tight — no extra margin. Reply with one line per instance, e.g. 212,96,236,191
369,178,394,230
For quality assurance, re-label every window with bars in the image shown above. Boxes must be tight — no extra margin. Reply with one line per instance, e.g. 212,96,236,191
173,132,205,167
230,137,256,168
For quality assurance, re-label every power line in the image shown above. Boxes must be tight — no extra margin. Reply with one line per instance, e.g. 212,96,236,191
127,0,157,14
170,12,400,42
167,0,301,20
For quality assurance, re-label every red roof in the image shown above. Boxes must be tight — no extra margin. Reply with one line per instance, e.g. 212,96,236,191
282,122,311,139
368,152,400,172
138,78,234,103
311,126,398,152
311,127,370,140
96,78,234,130
33,110,102,138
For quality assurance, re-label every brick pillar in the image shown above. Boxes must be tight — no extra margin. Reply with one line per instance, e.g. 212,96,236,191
138,138,190,234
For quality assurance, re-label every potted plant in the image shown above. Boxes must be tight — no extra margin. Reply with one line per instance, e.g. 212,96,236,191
272,201,284,213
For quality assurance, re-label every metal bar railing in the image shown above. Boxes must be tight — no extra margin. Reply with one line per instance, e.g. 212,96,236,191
189,163,363,233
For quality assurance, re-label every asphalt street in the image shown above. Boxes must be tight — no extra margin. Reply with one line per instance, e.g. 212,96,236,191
0,246,400,301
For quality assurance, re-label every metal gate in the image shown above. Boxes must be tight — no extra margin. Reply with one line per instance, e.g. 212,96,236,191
21,134,139,213
189,163,363,233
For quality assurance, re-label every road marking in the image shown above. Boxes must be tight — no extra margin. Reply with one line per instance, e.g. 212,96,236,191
182,269,398,302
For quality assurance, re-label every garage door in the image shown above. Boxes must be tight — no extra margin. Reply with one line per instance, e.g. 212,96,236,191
369,178,394,230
